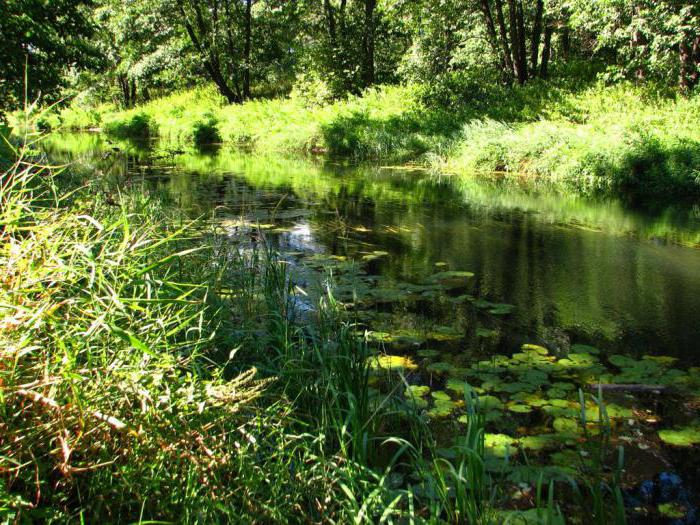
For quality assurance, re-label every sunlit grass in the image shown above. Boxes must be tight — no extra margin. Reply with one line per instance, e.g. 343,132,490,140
50,80,700,203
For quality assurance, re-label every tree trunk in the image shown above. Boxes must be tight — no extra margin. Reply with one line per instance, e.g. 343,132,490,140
177,0,242,104
118,75,129,108
693,35,700,89
243,0,252,100
530,0,544,75
680,35,700,93
324,0,337,43
130,78,137,107
561,19,571,61
680,40,692,92
480,0,507,78
540,23,553,78
631,4,646,80
515,0,528,82
494,0,515,80
362,0,376,87
507,0,527,84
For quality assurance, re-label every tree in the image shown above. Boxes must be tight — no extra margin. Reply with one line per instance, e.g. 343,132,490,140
0,0,96,115
175,0,299,103
478,0,557,83
570,0,700,91
84,0,193,109
300,0,405,97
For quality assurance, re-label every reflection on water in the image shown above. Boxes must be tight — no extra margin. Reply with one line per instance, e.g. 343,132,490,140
45,133,700,362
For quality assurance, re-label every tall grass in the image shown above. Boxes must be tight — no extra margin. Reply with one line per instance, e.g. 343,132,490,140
0,123,410,522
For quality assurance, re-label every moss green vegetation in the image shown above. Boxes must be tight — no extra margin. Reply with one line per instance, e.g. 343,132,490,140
52,81,700,204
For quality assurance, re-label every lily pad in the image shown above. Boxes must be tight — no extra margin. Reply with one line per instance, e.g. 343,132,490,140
426,271,475,288
478,395,505,410
571,344,601,355
428,398,459,418
431,390,451,402
553,417,580,434
371,355,418,372
361,250,389,261
658,502,688,519
445,379,472,396
550,381,576,392
507,402,534,414
406,396,429,409
405,385,430,398
476,327,499,338
509,392,550,407
521,344,549,356
605,404,634,419
484,433,518,458
658,425,700,447
520,434,563,452
427,361,453,374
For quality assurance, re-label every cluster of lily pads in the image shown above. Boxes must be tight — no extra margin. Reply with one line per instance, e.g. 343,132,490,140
253,218,700,458
369,342,700,456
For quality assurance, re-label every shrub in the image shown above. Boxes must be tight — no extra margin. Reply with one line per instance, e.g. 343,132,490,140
104,111,154,138
192,113,221,146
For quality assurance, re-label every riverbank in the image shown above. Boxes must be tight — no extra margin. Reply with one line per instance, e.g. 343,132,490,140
50,81,700,205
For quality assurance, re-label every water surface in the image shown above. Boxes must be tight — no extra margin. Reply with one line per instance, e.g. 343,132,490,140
45,133,700,364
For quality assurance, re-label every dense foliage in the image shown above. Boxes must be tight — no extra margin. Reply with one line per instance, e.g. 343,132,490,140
2,0,699,117
2,2,700,520
0,0,96,116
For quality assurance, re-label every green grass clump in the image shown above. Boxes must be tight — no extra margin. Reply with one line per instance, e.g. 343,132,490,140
192,113,221,146
440,84,700,203
103,110,154,138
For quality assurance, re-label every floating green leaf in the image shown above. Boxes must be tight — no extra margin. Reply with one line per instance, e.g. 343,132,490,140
507,402,534,414
520,434,563,452
553,417,580,434
427,361,453,374
405,385,430,398
417,348,440,358
426,271,475,288
484,434,518,458
370,355,418,371
658,425,700,447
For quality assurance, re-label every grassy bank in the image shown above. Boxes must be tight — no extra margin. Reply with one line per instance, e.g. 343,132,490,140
50,81,700,204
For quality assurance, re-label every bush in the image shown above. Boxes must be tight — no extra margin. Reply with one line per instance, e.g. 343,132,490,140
192,113,221,146
290,71,336,107
104,111,154,138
